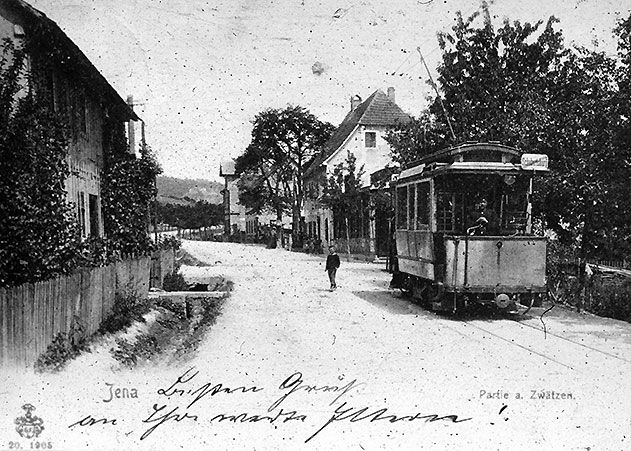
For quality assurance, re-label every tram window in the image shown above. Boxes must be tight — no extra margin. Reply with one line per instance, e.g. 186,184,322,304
437,191,465,233
416,182,429,228
396,186,407,229
436,192,454,232
502,192,529,232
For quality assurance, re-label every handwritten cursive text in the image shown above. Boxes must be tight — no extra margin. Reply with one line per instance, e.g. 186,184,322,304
305,401,472,443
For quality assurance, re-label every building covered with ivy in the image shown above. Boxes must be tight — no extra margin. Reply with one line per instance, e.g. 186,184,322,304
0,0,139,239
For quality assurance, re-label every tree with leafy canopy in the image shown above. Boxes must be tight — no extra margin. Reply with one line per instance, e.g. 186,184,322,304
321,151,366,260
387,2,566,164
386,3,631,265
156,200,223,229
235,106,334,247
536,46,631,262
236,144,293,247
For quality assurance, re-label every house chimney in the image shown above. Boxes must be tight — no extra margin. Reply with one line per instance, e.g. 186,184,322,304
387,87,395,103
351,94,362,111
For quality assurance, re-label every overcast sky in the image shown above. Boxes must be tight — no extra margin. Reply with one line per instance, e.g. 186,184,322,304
30,0,630,181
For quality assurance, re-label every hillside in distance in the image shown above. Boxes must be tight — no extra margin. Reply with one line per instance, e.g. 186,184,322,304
156,176,223,205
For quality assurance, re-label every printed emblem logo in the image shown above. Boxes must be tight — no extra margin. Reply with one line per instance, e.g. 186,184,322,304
15,404,45,439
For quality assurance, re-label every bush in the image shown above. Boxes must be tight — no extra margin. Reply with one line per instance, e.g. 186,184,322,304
162,272,188,291
34,317,88,372
101,145,162,256
588,278,631,322
76,236,121,267
159,235,182,251
99,292,150,335
111,334,160,368
155,297,187,319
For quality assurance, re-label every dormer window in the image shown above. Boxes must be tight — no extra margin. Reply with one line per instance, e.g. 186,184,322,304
365,131,376,148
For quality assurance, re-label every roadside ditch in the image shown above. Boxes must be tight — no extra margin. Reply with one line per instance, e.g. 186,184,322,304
35,249,231,372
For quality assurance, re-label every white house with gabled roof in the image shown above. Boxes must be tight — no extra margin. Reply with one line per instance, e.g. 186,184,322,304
303,87,410,258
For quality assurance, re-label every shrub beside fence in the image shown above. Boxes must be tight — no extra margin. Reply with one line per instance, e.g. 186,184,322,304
0,249,175,368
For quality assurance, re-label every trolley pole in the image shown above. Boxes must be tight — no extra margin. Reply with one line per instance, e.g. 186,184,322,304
417,47,457,142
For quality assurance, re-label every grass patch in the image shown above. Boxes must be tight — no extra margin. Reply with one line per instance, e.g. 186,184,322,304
99,292,151,335
111,334,161,368
155,297,187,319
35,293,149,372
108,294,226,367
34,317,89,373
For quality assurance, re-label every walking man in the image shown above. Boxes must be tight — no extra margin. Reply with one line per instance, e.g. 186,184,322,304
325,245,340,291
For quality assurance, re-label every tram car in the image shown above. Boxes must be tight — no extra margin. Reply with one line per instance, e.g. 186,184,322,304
390,142,549,312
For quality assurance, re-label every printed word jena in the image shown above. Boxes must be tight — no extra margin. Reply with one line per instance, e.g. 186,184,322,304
103,382,138,402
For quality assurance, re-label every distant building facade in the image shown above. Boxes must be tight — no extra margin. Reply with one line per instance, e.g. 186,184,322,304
304,88,410,258
0,0,139,239
219,160,246,236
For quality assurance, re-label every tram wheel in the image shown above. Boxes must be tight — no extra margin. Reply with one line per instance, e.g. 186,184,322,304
429,283,443,300
399,275,413,297
455,295,467,313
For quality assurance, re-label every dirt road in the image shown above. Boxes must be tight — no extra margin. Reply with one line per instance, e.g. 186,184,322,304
2,240,631,450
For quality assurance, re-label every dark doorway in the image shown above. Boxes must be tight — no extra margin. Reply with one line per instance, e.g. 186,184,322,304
375,204,390,257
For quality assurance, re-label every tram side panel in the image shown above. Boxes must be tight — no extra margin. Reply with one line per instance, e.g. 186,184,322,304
395,230,435,280
443,236,546,293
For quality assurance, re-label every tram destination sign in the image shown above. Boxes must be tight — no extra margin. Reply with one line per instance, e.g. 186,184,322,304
520,153,549,170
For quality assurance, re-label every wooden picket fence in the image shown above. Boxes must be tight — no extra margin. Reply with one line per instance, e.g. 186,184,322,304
0,249,175,368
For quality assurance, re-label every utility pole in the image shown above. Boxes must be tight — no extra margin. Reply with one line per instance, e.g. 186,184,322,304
126,95,136,154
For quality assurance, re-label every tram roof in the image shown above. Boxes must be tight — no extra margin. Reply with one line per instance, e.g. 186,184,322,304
407,142,522,167
398,142,548,182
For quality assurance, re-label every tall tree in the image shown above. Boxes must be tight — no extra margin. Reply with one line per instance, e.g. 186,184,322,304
537,47,630,260
235,106,334,246
386,3,630,262
235,143,292,246
387,2,566,163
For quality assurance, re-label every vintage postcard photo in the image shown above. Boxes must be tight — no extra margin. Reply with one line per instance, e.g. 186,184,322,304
1,0,630,449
